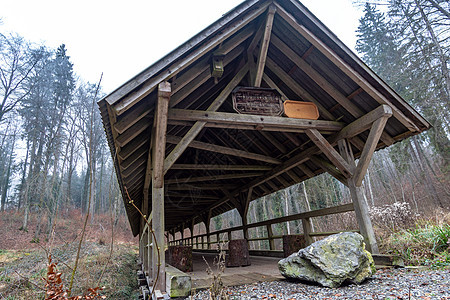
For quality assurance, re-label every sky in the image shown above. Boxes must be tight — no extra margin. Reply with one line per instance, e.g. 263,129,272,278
1,0,363,94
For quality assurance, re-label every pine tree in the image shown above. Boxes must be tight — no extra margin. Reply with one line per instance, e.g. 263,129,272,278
356,3,406,92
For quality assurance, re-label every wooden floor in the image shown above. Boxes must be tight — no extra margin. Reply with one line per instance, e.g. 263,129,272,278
188,252,284,290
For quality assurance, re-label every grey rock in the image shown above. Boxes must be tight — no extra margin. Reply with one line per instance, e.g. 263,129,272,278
278,232,375,288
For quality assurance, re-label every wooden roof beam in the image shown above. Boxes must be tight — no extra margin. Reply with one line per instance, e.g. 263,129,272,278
185,121,338,134
274,3,421,133
165,173,264,184
168,109,344,132
163,64,249,175
166,192,220,200
354,115,390,186
115,117,151,147
117,130,150,161
166,135,281,164
170,44,246,108
306,129,353,178
121,156,147,178
254,5,276,87
166,184,238,191
259,131,287,154
265,57,335,120
119,143,148,170
298,164,315,177
334,104,393,141
272,34,363,117
170,164,272,171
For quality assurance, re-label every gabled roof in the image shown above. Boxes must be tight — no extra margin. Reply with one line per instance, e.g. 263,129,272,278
98,0,430,236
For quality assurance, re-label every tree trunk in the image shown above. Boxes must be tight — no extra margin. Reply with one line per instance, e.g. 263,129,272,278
411,136,443,207
0,132,16,211
21,132,39,231
17,139,30,211
414,0,450,99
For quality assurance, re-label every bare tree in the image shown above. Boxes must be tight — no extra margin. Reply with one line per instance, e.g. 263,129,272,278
0,33,41,124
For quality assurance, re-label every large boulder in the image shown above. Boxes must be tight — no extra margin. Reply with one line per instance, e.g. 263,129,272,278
278,232,375,288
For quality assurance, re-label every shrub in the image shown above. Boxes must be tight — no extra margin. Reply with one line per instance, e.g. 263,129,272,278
385,221,450,267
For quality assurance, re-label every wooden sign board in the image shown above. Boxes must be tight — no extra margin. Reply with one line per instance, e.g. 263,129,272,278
232,87,283,116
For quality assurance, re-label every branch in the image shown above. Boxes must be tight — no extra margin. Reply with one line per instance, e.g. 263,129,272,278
426,0,450,19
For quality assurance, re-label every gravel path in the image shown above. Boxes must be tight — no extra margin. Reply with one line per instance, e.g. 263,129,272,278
191,268,450,299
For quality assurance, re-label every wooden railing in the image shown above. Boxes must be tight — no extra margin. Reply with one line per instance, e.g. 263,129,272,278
168,202,357,252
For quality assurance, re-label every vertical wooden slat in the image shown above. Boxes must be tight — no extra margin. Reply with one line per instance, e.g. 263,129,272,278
151,82,171,291
267,224,275,250
302,217,313,246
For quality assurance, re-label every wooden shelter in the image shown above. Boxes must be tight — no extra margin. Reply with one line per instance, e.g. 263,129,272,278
98,0,430,293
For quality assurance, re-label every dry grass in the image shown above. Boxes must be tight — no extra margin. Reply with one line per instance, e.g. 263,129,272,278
0,211,139,299
0,242,139,299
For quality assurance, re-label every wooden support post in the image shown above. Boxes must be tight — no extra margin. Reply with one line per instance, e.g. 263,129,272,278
302,218,313,246
338,139,379,254
181,224,185,245
151,82,170,292
151,185,165,290
205,212,211,249
242,188,252,245
348,179,379,254
143,231,148,274
139,233,143,266
267,224,275,250
190,221,194,247
147,228,152,275
228,231,232,243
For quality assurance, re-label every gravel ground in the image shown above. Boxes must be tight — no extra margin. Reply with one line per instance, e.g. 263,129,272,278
191,268,450,299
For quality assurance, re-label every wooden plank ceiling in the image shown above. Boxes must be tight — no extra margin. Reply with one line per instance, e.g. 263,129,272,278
98,0,430,236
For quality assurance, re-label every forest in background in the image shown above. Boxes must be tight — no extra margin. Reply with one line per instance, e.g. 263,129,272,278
0,0,449,250
0,29,122,242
